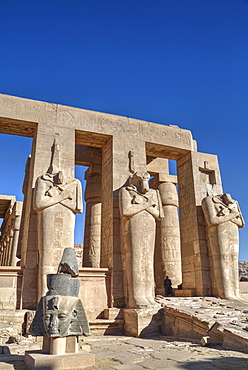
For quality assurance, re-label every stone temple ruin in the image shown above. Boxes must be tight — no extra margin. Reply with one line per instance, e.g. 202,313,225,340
0,94,247,366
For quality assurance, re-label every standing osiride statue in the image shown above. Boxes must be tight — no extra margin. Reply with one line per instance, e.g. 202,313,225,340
202,193,244,299
33,139,82,298
119,171,164,308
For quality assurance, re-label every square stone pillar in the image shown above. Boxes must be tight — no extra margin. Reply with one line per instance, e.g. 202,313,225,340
101,132,147,307
21,122,76,306
20,142,38,308
177,151,223,296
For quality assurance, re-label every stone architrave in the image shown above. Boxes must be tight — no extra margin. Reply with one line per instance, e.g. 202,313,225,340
33,140,83,298
202,193,244,299
158,179,181,289
119,171,164,308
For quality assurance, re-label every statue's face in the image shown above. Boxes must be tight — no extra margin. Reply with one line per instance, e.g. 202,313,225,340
42,295,78,337
130,172,150,193
222,193,234,205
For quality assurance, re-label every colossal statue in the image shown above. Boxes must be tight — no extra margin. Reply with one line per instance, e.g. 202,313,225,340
119,171,164,308
33,140,82,298
202,193,244,299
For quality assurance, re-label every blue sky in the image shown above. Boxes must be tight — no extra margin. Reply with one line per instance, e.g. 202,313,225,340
0,0,248,260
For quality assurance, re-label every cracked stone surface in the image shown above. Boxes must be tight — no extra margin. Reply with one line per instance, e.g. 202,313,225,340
1,335,248,369
83,335,248,370
1,297,248,369
155,296,248,336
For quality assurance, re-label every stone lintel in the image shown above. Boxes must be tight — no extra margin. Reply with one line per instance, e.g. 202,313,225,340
146,142,190,160
0,117,37,137
0,195,16,219
157,173,178,184
147,157,169,174
75,144,102,166
150,173,178,189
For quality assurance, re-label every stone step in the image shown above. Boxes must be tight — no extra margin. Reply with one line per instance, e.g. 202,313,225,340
89,319,124,336
102,308,124,320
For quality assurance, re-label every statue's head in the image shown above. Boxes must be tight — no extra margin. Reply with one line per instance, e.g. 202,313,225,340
42,295,79,337
53,170,64,184
42,170,64,185
29,295,90,337
222,193,235,205
129,171,150,193
46,137,64,182
28,248,90,338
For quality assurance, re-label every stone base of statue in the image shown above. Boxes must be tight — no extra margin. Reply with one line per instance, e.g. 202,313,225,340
123,308,163,337
24,337,95,370
24,349,95,370
25,336,95,369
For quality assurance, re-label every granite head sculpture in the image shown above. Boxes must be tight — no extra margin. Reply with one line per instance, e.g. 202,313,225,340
29,248,90,337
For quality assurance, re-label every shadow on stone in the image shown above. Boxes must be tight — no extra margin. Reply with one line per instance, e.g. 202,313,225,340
139,309,164,337
0,345,11,354
180,356,248,369
0,354,26,370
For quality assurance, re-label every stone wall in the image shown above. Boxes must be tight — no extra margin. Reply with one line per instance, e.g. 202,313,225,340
0,266,22,309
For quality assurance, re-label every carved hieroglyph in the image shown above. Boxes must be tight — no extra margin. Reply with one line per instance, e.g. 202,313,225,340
119,172,164,308
202,193,244,299
33,139,82,298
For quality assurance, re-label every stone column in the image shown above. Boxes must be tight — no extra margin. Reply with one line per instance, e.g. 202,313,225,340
148,159,181,295
6,229,13,265
83,165,102,268
1,237,7,265
4,233,11,265
0,241,3,265
10,223,19,266
10,202,22,266
158,177,181,290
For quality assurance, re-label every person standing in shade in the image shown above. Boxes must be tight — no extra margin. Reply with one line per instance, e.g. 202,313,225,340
164,276,173,296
